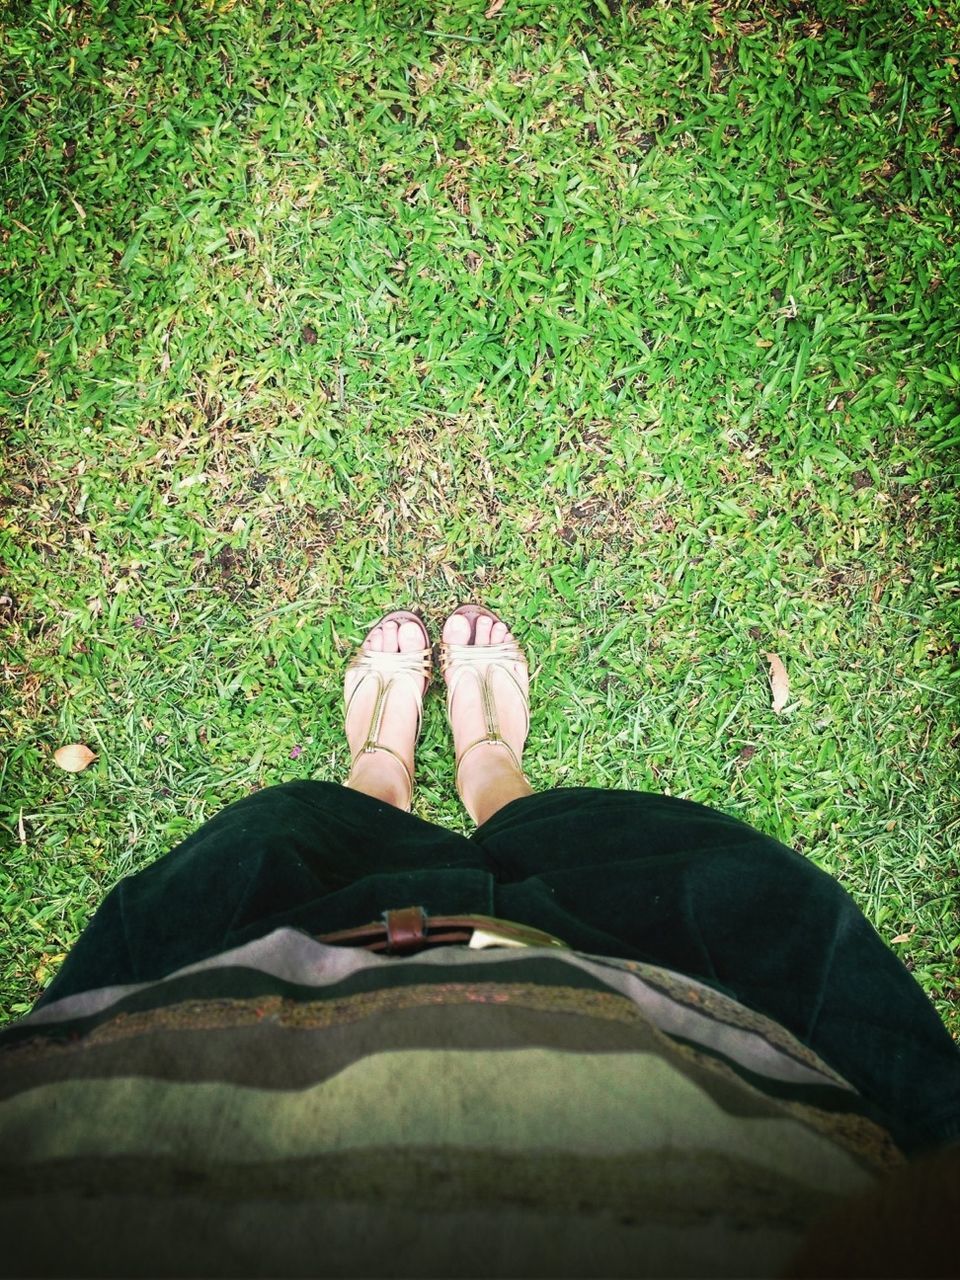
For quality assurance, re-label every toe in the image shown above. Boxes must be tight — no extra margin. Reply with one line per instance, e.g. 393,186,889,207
367,625,383,652
398,620,424,651
443,612,472,645
491,621,507,643
382,619,399,650
475,613,493,645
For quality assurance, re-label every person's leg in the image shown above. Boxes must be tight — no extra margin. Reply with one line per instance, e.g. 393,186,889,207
438,603,959,1150
35,780,483,1007
456,753,534,827
473,786,960,1156
344,754,410,810
37,609,459,1007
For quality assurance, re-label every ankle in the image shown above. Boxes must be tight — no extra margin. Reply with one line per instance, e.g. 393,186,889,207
459,749,533,825
345,752,410,810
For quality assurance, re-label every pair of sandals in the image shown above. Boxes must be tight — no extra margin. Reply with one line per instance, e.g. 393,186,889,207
344,603,530,813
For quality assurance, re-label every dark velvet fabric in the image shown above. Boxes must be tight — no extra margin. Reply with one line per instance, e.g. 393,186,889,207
35,781,960,1155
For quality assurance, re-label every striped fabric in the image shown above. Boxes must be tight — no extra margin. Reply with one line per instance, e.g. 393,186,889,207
0,928,901,1278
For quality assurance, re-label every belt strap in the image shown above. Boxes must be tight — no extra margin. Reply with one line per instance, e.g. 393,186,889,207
316,906,569,956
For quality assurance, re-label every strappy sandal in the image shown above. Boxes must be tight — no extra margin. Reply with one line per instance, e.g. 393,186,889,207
344,609,432,811
438,604,531,808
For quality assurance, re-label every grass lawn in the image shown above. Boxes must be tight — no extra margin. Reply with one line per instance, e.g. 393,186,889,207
1,0,959,1029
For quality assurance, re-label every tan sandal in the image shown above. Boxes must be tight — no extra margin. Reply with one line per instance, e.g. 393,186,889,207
438,604,530,805
344,610,432,810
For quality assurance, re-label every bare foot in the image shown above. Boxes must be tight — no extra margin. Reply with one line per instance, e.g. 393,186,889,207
442,608,532,824
344,616,427,810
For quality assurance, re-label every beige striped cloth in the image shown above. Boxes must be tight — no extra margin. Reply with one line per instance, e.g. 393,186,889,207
0,928,901,1277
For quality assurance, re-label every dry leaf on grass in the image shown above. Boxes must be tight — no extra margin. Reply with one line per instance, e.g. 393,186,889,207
485,0,506,15
764,652,789,713
54,743,97,773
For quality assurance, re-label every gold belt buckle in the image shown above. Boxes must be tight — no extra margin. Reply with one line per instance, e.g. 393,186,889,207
462,916,570,951
468,928,530,950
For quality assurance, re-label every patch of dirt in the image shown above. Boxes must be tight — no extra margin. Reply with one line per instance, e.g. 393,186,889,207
651,512,676,533
559,494,629,545
709,50,734,91
613,124,663,158
722,429,774,478
817,561,884,604
299,505,344,562
194,545,261,602
2,662,43,722
567,421,614,459
886,482,932,535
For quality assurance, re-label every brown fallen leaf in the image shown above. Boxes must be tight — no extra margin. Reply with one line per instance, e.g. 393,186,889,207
890,931,914,945
485,0,506,14
54,743,97,773
764,652,789,713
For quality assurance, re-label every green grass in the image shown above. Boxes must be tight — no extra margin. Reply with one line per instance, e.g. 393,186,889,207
1,0,959,1029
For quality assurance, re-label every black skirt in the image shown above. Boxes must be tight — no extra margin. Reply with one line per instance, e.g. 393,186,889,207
35,781,960,1155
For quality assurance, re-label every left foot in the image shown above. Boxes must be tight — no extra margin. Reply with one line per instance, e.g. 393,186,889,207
441,606,530,824
344,616,429,809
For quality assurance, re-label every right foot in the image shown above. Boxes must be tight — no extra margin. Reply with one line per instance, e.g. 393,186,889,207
344,615,429,810
441,606,530,823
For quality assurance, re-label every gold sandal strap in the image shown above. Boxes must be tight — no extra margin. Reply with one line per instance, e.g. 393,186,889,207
348,648,432,678
345,668,425,744
349,740,415,797
440,637,530,805
344,644,431,809
443,661,530,743
438,639,525,674
345,647,431,728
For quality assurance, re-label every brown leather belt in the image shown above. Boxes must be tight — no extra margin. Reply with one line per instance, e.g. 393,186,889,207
316,905,569,957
